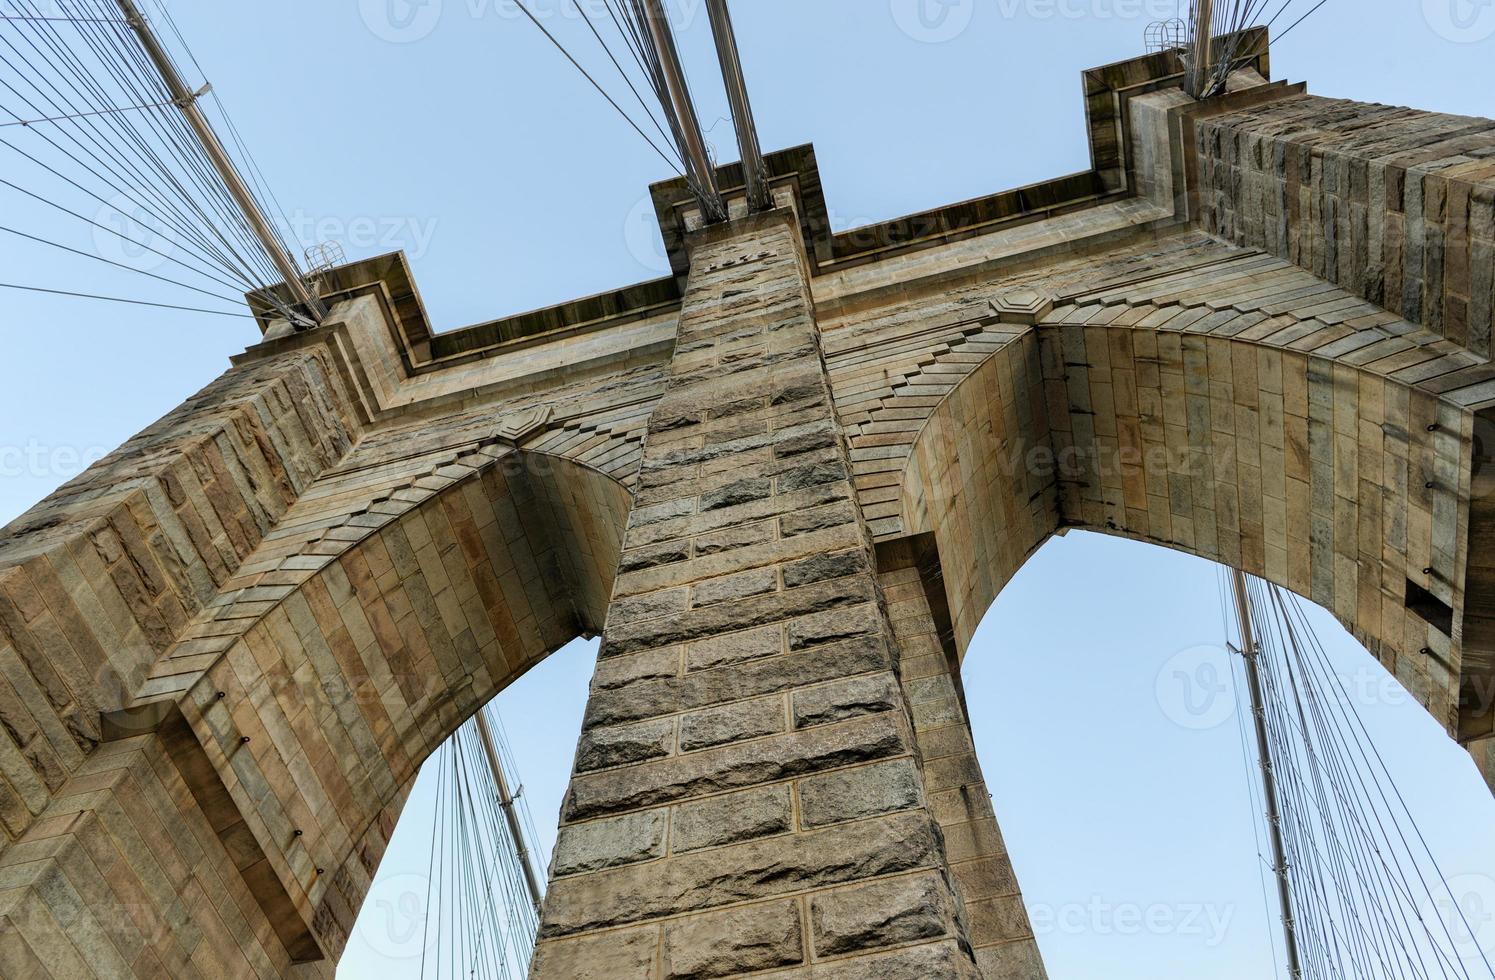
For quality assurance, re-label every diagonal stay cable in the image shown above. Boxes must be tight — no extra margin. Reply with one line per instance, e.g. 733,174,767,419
1269,588,1443,980
0,174,249,291
2,0,256,279
0,95,171,125
0,63,245,281
1283,593,1493,977
1264,585,1416,980
508,0,682,174
569,0,679,158
0,281,253,317
0,221,249,303
59,0,286,288
70,0,280,283
0,62,262,291
0,126,261,290
151,0,299,253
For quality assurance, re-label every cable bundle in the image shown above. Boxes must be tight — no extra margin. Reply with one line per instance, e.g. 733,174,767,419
612,0,725,221
508,0,725,220
1226,571,1495,980
1183,0,1329,98
0,0,311,322
419,703,547,980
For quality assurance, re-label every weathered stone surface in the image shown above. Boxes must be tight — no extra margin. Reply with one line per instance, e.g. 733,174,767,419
593,647,681,691
553,809,668,876
672,784,793,852
692,567,778,607
800,758,924,828
757,940,982,978
662,900,803,978
538,811,944,937
975,938,1050,979
943,817,1009,865
793,673,900,729
530,926,659,979
774,422,838,459
679,696,784,752
575,717,676,772
567,711,908,821
619,540,690,573
610,586,689,626
617,522,862,599
778,461,848,493
966,894,1037,946
686,624,783,672
782,549,866,589
952,855,1022,902
693,521,775,556
701,477,771,512
603,576,873,658
629,495,696,528
787,603,882,651
780,500,857,537
628,482,847,550
588,634,890,728
810,872,956,956
1200,94,1495,356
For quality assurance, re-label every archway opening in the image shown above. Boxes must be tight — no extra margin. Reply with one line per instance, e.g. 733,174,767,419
338,636,601,977
961,529,1495,978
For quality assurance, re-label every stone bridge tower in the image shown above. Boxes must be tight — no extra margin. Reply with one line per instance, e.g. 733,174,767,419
1,40,1493,979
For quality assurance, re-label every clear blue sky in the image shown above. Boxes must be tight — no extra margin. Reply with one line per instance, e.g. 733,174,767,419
2,2,1493,977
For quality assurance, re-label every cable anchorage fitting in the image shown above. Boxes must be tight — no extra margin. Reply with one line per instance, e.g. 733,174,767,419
173,82,213,109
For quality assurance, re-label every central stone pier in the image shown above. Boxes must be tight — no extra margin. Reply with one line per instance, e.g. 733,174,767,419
531,212,1043,976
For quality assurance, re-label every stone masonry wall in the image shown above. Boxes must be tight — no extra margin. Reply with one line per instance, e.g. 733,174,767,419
1197,94,1495,356
878,549,1047,978
531,212,986,978
0,349,358,845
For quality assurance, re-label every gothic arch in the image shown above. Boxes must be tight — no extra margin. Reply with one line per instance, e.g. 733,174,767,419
0,422,631,975
896,313,1473,740
166,447,631,963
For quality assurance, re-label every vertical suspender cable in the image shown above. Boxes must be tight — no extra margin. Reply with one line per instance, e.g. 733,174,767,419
1234,567,1306,979
111,0,326,325
637,0,725,222
704,0,769,213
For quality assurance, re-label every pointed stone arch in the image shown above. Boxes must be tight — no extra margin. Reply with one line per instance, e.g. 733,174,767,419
896,290,1476,748
0,391,632,974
